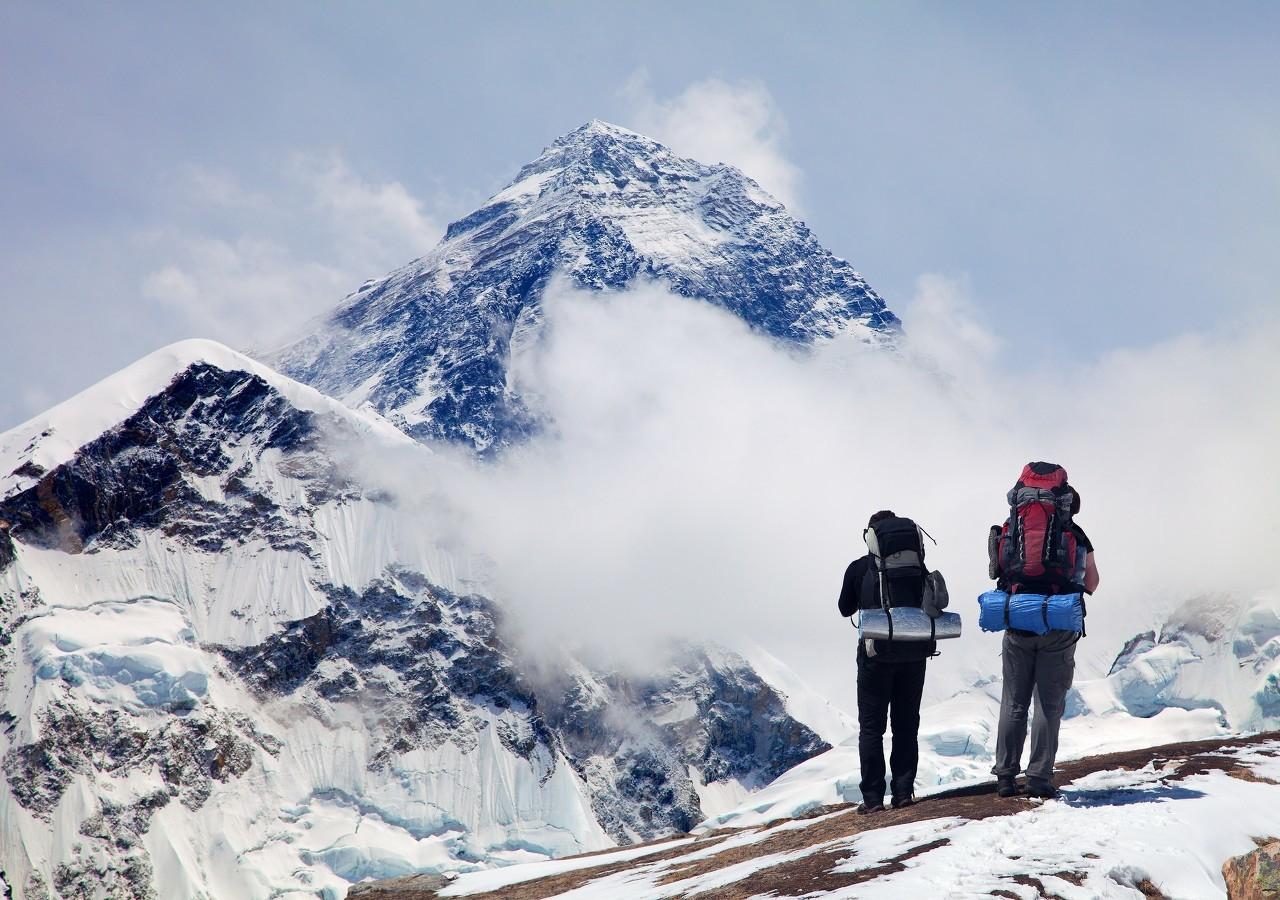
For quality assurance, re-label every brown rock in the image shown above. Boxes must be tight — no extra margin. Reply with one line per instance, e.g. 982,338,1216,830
345,872,451,899
1224,838,1280,900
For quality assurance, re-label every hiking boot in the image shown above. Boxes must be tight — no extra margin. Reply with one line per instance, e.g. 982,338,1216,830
856,797,884,815
1026,778,1059,799
996,776,1019,798
891,794,916,809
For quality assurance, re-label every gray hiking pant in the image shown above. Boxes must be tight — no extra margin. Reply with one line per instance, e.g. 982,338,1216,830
993,629,1078,782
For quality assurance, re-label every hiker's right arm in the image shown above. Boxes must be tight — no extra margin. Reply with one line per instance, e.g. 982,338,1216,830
838,559,863,617
1084,552,1100,594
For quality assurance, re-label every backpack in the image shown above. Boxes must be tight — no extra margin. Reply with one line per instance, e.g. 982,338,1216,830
989,462,1086,595
861,515,938,659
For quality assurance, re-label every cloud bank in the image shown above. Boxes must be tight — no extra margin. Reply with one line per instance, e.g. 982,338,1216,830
345,278,1280,707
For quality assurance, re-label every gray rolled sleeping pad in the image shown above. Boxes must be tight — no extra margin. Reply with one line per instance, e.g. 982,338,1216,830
859,527,961,643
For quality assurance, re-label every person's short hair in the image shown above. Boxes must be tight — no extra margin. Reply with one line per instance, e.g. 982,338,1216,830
868,509,896,527
1070,488,1081,516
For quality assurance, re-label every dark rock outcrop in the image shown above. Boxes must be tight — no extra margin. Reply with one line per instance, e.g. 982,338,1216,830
0,363,335,555
218,575,830,845
347,873,451,898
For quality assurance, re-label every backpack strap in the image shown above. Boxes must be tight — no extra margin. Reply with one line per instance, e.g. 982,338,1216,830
1003,591,1012,630
1041,595,1051,631
882,576,895,642
1008,496,1022,572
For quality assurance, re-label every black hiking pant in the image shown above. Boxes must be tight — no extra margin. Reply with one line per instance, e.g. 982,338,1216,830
857,656,927,801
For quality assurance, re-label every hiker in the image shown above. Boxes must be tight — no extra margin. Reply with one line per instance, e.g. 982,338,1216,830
838,510,939,814
988,463,1100,799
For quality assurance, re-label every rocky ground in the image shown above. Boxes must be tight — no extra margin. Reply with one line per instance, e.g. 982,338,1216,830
348,732,1280,899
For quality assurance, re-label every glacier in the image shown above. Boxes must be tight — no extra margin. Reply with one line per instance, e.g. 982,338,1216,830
0,342,839,898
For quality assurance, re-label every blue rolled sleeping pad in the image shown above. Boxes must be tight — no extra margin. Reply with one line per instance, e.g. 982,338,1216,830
977,590,1085,634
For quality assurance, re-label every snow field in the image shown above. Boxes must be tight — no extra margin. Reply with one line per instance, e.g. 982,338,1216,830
433,743,1280,899
824,762,1280,898
24,598,208,713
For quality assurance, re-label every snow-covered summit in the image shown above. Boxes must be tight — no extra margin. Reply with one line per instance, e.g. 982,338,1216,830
0,338,406,502
268,121,898,451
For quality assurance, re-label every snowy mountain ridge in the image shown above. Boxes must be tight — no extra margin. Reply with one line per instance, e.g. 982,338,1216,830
0,119,906,896
269,120,899,451
0,338,409,504
0,343,841,899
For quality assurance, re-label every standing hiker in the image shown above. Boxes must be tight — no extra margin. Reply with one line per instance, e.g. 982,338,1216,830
987,462,1100,799
838,510,940,813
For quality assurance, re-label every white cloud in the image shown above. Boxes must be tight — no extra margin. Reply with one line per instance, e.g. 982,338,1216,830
140,235,350,348
140,154,444,351
622,73,803,209
338,278,1280,709
291,152,442,265
901,273,1002,384
176,164,269,210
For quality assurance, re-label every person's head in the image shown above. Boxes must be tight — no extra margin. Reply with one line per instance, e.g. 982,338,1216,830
1070,488,1081,516
868,509,896,527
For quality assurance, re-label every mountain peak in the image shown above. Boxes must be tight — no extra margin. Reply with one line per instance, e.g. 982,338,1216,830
501,119,694,201
269,124,899,451
572,118,649,140
1,339,406,501
549,120,662,154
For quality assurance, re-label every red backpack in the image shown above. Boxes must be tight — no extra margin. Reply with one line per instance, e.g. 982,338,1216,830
988,462,1085,594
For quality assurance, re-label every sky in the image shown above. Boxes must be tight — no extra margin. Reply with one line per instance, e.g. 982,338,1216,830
3,2,1278,431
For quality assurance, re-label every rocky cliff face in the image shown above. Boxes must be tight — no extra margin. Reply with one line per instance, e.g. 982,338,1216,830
0,344,833,898
1,363,333,557
270,121,898,452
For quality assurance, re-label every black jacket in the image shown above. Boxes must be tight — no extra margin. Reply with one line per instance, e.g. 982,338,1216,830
838,554,933,663
838,555,871,618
